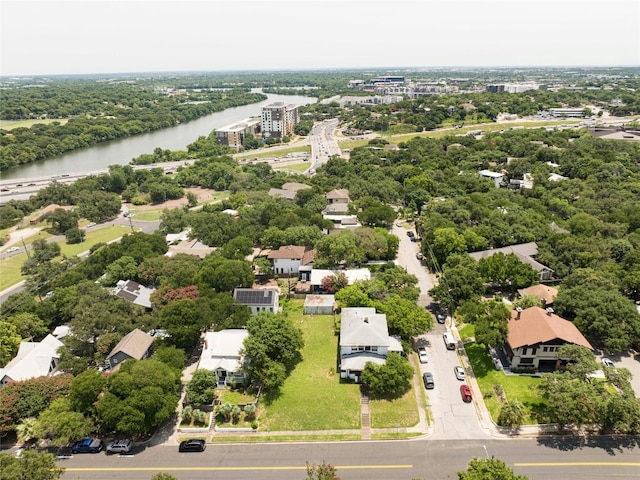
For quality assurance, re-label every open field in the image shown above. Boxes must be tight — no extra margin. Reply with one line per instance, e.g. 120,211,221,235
259,300,362,431
0,118,69,130
235,145,311,160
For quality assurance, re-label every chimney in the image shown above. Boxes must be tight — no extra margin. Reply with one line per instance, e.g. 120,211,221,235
546,307,554,316
364,317,369,323
515,307,523,320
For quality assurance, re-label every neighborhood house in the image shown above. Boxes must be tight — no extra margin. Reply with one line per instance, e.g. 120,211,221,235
469,242,553,281
505,306,593,372
198,329,249,388
106,328,155,371
267,245,315,276
233,287,279,314
0,334,63,386
339,307,403,382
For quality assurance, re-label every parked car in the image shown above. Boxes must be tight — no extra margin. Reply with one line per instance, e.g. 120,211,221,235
454,366,465,381
423,372,435,389
417,346,428,363
106,439,132,454
406,231,414,238
179,439,206,452
6,246,20,253
71,438,104,454
460,384,472,402
601,358,615,369
87,222,97,228
416,252,423,260
436,312,446,324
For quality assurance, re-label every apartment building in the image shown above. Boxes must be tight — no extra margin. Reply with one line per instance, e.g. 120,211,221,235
261,102,299,139
215,117,261,148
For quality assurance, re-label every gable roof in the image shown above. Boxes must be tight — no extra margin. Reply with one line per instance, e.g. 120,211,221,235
301,249,316,266
267,245,306,260
507,307,592,350
0,334,63,384
340,307,390,347
469,242,553,274
517,284,559,305
198,329,249,373
326,188,350,200
107,328,154,361
233,288,278,306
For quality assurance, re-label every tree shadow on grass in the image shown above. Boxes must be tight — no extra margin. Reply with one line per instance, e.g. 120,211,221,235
260,387,283,406
465,343,494,378
536,434,640,454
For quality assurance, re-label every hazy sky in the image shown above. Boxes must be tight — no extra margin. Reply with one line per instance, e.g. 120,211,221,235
1,0,639,76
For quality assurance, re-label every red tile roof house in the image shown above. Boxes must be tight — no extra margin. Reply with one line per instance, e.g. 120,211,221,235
505,306,593,372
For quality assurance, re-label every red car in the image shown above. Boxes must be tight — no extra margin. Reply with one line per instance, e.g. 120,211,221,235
460,384,472,403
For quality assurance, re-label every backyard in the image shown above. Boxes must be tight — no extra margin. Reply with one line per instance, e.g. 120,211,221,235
258,300,362,431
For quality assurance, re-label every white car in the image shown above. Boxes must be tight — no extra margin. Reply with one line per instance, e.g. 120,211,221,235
454,366,466,381
87,222,96,228
601,358,615,369
417,347,428,364
6,246,20,253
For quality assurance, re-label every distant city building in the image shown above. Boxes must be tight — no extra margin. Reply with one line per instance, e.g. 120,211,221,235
215,118,261,148
547,108,585,118
486,83,541,93
261,102,300,140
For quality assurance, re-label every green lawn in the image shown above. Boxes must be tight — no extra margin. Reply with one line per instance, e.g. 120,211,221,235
260,300,361,431
369,384,419,428
458,324,475,341
0,225,135,291
235,145,311,160
273,162,310,173
465,342,548,424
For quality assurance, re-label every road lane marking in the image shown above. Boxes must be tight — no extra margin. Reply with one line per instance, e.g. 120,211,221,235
515,462,640,467
65,464,413,472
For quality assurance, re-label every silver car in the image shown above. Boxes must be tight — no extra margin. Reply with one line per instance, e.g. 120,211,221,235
454,366,465,381
106,439,132,454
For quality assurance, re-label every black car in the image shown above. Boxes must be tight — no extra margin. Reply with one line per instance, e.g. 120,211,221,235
406,231,415,238
179,439,206,452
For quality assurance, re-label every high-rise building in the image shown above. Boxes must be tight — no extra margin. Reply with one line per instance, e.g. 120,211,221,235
261,102,299,139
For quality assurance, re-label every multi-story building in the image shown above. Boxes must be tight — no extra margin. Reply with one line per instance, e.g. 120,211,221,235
215,117,261,148
261,102,299,140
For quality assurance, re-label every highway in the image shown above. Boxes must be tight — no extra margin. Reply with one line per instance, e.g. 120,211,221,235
57,437,640,480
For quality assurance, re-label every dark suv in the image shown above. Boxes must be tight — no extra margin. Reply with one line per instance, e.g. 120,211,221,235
179,439,206,452
71,438,104,454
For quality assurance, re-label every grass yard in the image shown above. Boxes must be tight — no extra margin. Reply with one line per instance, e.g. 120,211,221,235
458,323,475,341
0,225,137,291
273,162,310,173
0,118,69,130
369,386,419,428
235,145,311,160
260,300,361,431
465,342,548,424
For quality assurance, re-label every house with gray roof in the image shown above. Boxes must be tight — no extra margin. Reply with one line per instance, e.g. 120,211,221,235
469,242,553,281
233,287,279,315
339,307,402,382
113,280,155,310
106,328,154,371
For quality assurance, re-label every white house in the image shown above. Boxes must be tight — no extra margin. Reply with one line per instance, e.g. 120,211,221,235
0,334,63,386
233,287,279,315
339,307,402,382
198,329,249,387
309,268,371,293
267,245,315,276
479,170,505,188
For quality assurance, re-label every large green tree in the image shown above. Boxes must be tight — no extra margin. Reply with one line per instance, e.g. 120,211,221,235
458,457,529,480
242,311,304,391
361,352,413,398
0,449,64,480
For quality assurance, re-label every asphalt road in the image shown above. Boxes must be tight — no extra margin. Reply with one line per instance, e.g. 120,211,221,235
56,437,640,480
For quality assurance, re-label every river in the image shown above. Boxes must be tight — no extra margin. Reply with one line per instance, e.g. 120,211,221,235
1,93,316,181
